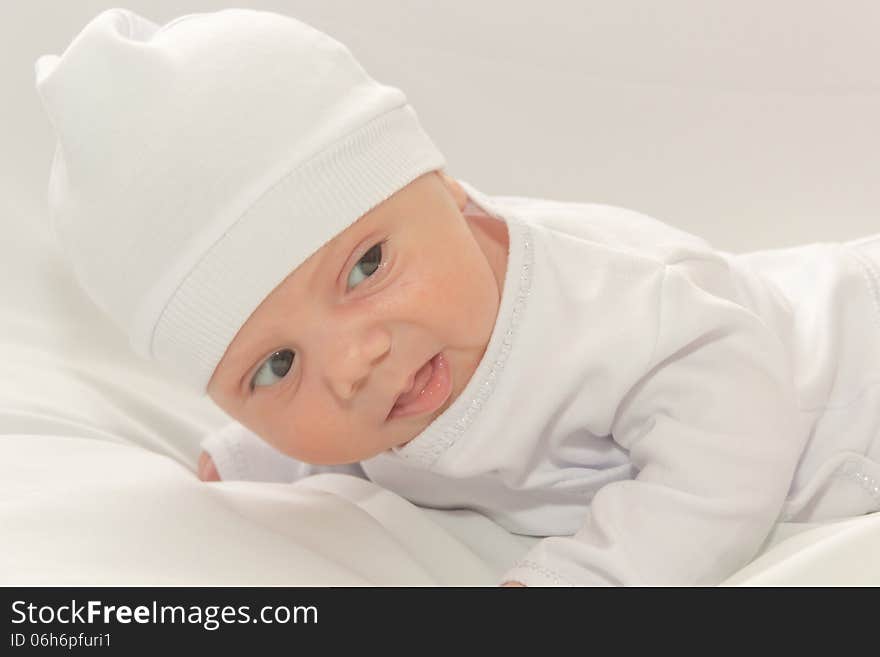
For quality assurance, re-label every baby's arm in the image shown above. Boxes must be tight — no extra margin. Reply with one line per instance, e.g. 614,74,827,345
199,421,367,483
503,254,806,586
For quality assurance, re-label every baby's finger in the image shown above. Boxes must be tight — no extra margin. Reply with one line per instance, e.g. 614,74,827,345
197,452,221,481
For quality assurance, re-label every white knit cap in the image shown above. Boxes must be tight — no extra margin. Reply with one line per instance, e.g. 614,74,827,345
33,7,446,393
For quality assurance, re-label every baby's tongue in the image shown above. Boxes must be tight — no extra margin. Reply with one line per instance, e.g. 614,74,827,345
395,358,435,407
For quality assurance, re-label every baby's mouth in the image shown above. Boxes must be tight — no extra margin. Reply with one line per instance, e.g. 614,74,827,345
386,352,452,422
393,356,435,406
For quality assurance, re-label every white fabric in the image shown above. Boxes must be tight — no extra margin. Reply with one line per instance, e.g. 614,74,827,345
33,7,445,392
7,434,879,586
203,180,880,586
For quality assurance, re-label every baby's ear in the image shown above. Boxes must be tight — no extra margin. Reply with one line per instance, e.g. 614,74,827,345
437,170,468,211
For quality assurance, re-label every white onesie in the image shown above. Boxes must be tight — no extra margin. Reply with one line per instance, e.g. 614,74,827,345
203,179,880,586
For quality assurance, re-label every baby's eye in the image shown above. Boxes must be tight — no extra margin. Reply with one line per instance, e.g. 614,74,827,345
250,349,295,391
346,241,385,291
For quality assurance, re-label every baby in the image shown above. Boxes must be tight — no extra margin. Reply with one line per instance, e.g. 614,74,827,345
36,8,880,587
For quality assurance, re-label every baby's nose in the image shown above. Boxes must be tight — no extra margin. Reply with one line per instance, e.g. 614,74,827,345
325,326,392,401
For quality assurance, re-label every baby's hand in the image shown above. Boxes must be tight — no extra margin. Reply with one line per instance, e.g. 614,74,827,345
197,451,221,481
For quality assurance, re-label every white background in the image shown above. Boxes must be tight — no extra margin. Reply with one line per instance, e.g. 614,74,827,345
4,0,879,253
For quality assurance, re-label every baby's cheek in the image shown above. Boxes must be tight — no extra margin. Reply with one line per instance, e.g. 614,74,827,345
453,277,500,342
266,404,353,465
241,404,296,455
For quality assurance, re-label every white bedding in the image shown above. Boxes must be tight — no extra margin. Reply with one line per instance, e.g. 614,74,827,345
3,434,879,586
3,1,880,586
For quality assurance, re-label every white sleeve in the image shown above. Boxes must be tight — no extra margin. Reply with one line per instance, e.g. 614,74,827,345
502,255,807,586
200,421,367,483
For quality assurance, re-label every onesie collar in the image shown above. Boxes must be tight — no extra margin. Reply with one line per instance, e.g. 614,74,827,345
387,179,535,469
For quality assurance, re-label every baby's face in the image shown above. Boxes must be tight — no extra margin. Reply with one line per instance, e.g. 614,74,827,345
207,171,508,464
